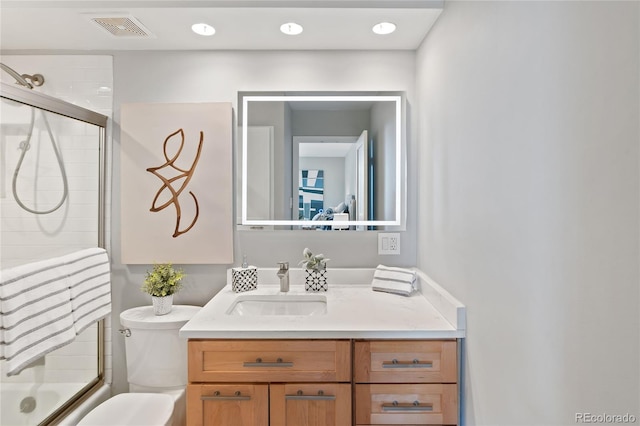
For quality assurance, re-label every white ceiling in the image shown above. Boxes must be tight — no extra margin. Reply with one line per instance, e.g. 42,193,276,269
0,1,443,51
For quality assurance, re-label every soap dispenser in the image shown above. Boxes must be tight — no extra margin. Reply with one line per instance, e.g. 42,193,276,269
231,255,258,293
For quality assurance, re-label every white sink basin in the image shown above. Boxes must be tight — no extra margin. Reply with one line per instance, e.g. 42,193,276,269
226,294,327,316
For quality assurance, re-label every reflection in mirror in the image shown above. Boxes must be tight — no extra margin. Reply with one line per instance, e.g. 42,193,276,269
298,168,324,221
240,94,403,230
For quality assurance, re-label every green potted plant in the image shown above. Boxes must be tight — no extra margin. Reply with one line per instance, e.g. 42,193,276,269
299,248,329,292
141,262,185,315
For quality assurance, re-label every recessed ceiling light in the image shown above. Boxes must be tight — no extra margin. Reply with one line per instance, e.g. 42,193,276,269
280,22,303,36
372,22,396,35
192,23,215,36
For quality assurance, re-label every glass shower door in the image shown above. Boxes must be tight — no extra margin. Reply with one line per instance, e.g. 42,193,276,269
0,86,108,426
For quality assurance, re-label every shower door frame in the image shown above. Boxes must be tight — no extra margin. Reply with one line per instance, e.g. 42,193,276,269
0,82,110,425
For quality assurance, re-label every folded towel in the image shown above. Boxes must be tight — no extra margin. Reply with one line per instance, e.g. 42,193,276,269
0,257,75,376
371,265,417,297
61,248,111,335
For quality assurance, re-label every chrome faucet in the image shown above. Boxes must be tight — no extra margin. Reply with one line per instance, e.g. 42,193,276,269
277,261,289,292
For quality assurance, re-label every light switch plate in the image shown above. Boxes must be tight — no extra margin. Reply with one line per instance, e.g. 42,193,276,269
378,233,400,255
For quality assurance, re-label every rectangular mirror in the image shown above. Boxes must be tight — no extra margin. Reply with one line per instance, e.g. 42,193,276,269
239,92,404,230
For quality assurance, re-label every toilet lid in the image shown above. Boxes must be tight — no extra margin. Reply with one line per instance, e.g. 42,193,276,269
78,393,174,426
120,305,201,330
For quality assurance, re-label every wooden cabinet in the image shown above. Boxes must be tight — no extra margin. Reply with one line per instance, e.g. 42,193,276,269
355,384,457,426
354,340,458,426
187,340,351,425
271,383,352,426
189,339,351,383
187,339,457,425
187,384,269,426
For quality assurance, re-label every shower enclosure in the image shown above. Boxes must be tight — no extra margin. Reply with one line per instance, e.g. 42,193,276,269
0,74,108,425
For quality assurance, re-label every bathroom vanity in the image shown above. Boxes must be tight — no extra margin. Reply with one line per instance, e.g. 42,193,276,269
180,268,465,426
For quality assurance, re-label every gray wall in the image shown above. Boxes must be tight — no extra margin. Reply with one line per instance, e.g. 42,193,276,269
370,101,396,224
417,1,639,424
111,50,417,394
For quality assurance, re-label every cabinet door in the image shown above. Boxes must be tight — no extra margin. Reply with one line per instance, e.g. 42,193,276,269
355,383,457,425
270,383,351,426
187,384,269,426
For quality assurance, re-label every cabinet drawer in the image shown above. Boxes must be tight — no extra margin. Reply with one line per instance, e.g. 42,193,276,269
187,383,269,426
355,384,457,425
354,340,457,383
189,339,351,382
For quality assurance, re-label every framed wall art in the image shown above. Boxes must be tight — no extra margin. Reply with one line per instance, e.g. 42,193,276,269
120,102,233,264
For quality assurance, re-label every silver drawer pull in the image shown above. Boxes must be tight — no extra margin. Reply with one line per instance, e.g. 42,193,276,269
381,400,433,412
201,391,251,401
382,359,433,368
285,390,336,401
243,357,293,368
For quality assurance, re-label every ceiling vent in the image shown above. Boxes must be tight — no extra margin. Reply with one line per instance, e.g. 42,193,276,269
89,15,154,38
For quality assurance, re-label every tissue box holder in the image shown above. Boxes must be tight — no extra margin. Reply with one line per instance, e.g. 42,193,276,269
232,267,258,293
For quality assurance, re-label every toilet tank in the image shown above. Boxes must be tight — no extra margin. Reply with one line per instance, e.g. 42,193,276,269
120,305,201,391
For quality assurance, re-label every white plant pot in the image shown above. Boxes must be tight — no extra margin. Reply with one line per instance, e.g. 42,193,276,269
151,294,173,315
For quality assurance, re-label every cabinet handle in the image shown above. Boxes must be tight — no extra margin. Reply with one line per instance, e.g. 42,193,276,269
381,400,433,412
382,358,433,368
285,390,336,401
243,357,293,368
201,391,251,401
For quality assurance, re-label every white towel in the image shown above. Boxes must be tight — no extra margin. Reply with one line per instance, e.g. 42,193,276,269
61,248,111,335
0,257,75,376
371,265,417,297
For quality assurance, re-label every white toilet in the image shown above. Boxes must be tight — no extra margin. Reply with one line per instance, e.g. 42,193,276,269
78,305,201,426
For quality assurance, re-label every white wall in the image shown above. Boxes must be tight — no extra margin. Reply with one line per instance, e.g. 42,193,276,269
417,2,639,424
110,50,418,394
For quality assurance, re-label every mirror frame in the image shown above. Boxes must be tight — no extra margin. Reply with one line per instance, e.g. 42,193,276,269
241,94,403,228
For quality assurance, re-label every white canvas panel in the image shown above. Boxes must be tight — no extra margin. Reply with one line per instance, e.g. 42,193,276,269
120,102,233,264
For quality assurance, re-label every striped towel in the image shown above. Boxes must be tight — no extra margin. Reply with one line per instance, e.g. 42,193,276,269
0,257,75,376
371,265,417,296
61,248,111,335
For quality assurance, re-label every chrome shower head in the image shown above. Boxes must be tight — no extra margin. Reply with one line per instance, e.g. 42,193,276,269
0,63,45,89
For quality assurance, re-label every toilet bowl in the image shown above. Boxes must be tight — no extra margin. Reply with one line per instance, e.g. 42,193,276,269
78,305,201,426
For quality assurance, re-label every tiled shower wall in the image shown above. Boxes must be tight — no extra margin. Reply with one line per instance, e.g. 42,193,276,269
0,55,113,385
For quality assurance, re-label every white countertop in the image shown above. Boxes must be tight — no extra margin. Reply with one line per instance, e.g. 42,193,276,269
179,268,466,340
